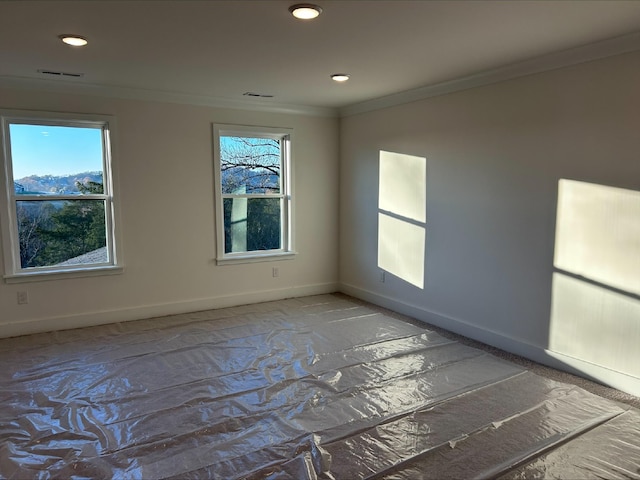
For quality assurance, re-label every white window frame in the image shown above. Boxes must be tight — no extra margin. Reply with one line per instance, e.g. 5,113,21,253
213,124,295,265
0,110,123,283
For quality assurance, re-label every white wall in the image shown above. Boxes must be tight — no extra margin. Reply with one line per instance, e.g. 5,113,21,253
0,88,340,336
2,51,639,396
339,51,640,395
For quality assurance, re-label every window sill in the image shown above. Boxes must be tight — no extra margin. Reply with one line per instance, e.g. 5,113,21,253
216,251,297,266
4,265,124,284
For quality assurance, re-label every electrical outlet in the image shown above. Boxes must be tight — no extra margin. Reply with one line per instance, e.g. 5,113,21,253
17,291,28,305
272,267,279,278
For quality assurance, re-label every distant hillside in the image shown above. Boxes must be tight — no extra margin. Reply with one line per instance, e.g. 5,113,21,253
15,172,103,194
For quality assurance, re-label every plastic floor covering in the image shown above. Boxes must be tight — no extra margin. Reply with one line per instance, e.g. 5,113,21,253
1,294,639,479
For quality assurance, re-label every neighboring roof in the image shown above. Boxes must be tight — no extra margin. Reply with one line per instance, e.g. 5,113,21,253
56,247,108,266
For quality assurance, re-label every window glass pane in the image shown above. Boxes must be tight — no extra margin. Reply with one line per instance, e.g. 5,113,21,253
16,200,108,268
220,136,280,194
9,124,104,195
223,197,281,253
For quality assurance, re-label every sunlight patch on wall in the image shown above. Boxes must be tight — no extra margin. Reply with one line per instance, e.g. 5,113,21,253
377,151,426,289
379,151,426,223
554,179,640,295
550,272,640,378
378,213,425,289
550,179,640,380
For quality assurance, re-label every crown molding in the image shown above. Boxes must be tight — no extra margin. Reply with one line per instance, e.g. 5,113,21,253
340,31,640,118
0,76,338,118
1,31,638,119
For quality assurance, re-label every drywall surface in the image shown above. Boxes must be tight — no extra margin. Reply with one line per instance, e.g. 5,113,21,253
0,88,340,336
339,51,640,394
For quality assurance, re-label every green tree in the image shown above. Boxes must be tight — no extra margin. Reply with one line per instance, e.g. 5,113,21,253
37,181,106,265
223,197,281,253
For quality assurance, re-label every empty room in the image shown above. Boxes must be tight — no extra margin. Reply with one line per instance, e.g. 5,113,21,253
0,1,639,478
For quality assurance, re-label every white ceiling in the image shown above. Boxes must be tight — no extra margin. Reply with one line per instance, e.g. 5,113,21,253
1,1,640,115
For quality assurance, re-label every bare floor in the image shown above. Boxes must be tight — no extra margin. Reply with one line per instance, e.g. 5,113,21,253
1,294,639,479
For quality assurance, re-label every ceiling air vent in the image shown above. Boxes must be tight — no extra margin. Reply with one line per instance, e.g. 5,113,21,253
38,69,84,78
243,92,274,98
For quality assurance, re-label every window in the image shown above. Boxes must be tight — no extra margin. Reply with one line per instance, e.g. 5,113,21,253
0,110,122,281
213,124,294,264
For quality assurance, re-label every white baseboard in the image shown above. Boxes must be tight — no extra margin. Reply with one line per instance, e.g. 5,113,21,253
2,282,339,339
340,282,640,397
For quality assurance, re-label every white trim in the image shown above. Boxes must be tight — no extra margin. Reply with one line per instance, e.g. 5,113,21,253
340,31,640,117
4,265,123,283
0,76,337,118
0,115,18,274
216,251,297,266
339,282,640,397
2,33,638,119
0,282,339,339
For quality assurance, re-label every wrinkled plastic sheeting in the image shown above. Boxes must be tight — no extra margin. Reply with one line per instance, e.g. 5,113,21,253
327,373,634,479
498,408,640,480
0,294,638,479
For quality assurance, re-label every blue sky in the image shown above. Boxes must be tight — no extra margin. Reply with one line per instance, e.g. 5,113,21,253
9,124,103,179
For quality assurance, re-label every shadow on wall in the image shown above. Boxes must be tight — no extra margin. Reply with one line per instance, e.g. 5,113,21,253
550,179,640,381
377,151,426,290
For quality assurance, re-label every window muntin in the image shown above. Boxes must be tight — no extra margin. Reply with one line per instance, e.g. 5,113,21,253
214,125,293,263
0,111,120,280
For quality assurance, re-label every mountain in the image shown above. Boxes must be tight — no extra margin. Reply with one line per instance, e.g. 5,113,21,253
15,172,103,194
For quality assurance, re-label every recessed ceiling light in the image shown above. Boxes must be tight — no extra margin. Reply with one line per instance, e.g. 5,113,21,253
289,3,322,20
331,73,350,82
59,35,88,47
